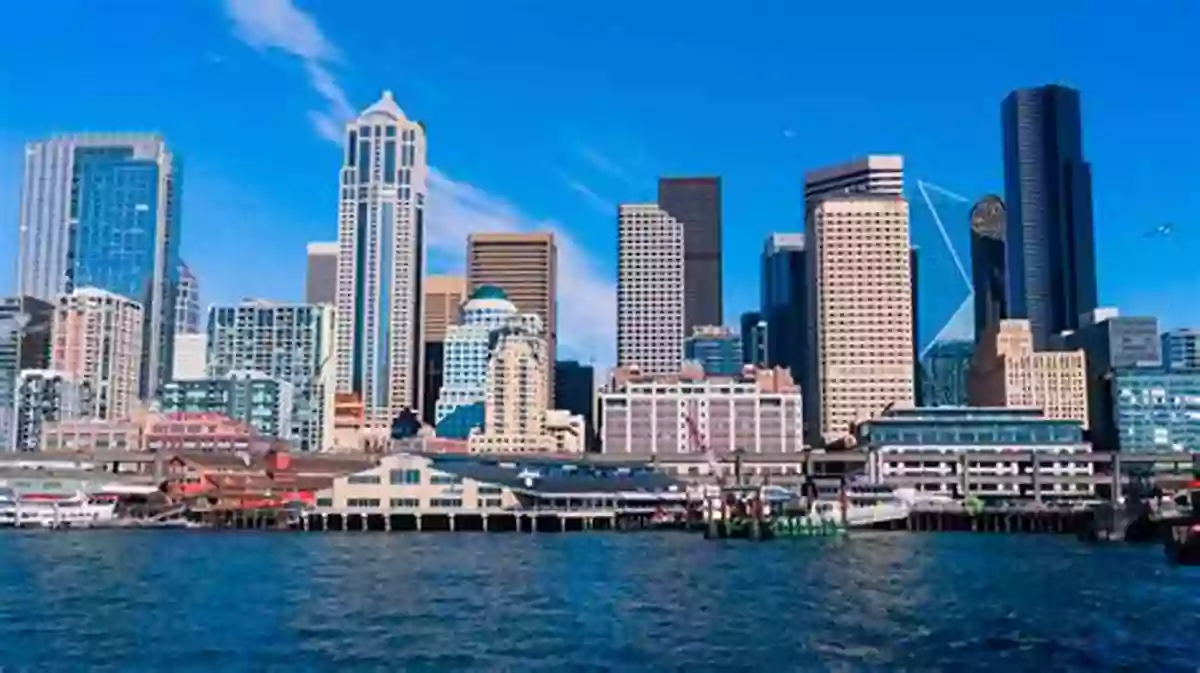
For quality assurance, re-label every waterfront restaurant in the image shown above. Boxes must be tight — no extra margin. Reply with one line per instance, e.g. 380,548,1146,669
309,452,689,531
855,407,1095,500
165,450,376,510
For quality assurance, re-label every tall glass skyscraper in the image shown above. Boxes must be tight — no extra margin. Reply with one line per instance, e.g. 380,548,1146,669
1001,85,1097,348
334,91,427,423
66,137,181,399
970,195,1007,343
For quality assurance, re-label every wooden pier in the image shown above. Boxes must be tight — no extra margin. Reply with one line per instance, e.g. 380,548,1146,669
189,507,673,534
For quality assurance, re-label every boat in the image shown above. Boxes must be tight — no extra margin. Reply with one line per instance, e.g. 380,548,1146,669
798,478,950,529
0,487,119,529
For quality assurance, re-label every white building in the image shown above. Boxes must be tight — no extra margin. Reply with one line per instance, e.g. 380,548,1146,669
804,154,904,201
334,90,427,423
600,365,804,455
172,332,207,381
809,194,915,442
50,288,143,420
617,204,685,376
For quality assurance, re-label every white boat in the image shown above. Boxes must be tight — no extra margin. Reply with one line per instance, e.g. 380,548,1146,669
0,487,119,529
807,480,953,528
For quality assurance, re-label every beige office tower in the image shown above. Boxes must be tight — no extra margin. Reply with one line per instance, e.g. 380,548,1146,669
969,319,1088,425
617,204,685,376
810,195,915,442
51,288,145,420
423,276,467,342
467,233,557,402
469,331,551,453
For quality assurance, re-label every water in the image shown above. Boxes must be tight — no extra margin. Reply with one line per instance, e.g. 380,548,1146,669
1,531,1197,672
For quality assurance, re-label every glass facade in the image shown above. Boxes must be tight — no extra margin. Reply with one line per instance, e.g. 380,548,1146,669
969,195,1007,342
1001,85,1097,348
739,311,767,367
67,142,181,398
159,373,293,439
684,329,742,377
1112,367,1200,453
920,340,973,407
0,296,54,450
206,302,334,451
554,360,595,449
858,407,1085,447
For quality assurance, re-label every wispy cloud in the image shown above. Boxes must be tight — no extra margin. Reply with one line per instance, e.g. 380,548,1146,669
575,146,639,187
222,0,352,143
221,0,616,366
561,174,616,214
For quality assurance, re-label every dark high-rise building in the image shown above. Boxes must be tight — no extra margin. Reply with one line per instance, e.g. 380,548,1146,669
658,177,722,332
920,339,974,407
1002,85,1097,348
554,360,595,451
0,296,55,450
761,234,813,440
739,311,768,367
970,195,1007,344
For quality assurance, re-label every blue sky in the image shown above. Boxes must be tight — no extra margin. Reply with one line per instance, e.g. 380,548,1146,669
1,0,1197,367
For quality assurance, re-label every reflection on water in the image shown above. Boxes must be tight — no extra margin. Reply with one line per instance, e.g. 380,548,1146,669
2,531,1198,672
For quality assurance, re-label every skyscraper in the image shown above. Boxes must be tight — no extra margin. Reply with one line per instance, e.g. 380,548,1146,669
970,195,1007,344
421,275,467,424
617,204,685,375
305,242,339,305
18,134,168,302
467,233,556,403
176,261,201,334
334,91,427,422
658,177,722,331
808,195,915,442
554,360,595,450
761,234,807,375
206,300,336,452
1163,329,1200,370
62,136,181,399
1002,84,1097,348
0,296,55,450
51,288,144,420
739,311,768,367
803,155,904,201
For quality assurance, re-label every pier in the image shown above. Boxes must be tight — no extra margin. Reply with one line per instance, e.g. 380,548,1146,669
900,504,1093,535
190,506,675,533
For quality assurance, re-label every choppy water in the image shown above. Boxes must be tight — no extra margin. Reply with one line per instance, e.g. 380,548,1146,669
0,530,1197,672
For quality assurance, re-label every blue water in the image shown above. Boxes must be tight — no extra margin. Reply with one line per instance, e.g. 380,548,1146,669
1,531,1197,672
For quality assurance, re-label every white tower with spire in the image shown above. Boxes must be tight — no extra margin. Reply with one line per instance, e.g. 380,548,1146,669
333,90,428,422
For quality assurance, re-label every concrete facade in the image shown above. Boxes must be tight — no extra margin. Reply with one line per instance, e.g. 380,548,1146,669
617,204,685,375
313,453,519,512
305,242,339,306
51,288,144,420
970,319,1088,426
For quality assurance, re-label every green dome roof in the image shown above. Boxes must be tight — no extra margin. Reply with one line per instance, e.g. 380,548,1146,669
470,285,507,300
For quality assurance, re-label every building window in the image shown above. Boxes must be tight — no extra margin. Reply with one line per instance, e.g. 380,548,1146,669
389,469,422,485
316,498,332,507
347,498,381,508
429,498,462,508
477,485,503,495
347,474,381,485
430,474,462,485
389,498,419,508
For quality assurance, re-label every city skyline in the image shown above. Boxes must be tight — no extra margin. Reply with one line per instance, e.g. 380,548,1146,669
1,1,1197,374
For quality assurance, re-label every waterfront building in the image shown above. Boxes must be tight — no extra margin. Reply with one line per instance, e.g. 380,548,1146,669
467,233,557,404
1053,311,1161,450
175,262,201,334
553,360,595,450
159,371,294,440
684,325,742,377
1111,367,1200,453
658,177,722,333
0,296,54,450
144,412,280,453
51,288,143,420
1002,85,1097,348
13,370,89,452
808,194,915,443
969,319,1088,426
312,452,684,517
970,195,1007,344
920,340,974,407
600,365,803,455
760,234,809,425
206,300,335,452
333,91,427,423
64,135,181,398
617,204,685,375
739,311,768,367
165,449,375,506
856,406,1094,499
422,275,467,424
39,418,142,452
1163,329,1200,370
436,287,541,439
469,328,560,453
172,333,207,381
305,242,338,306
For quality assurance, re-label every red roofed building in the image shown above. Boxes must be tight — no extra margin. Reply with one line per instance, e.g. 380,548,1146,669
145,412,280,454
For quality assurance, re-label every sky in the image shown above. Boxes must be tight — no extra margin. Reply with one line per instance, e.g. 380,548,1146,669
0,0,1197,369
